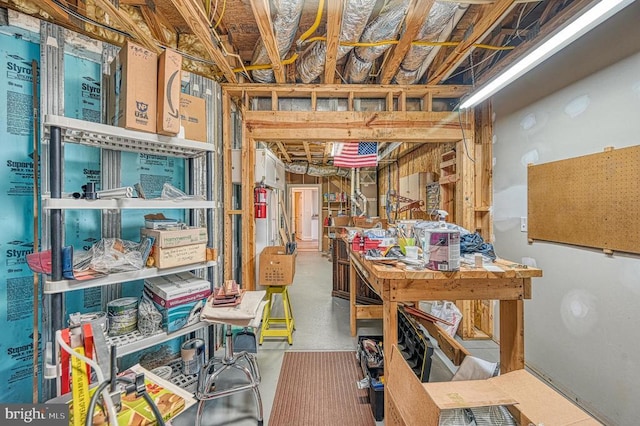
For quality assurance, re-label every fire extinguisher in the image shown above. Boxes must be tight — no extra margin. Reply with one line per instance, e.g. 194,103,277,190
254,183,267,219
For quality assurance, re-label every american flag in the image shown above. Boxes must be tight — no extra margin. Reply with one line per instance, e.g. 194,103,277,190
333,142,378,168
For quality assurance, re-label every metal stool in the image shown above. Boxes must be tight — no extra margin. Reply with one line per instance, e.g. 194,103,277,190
195,326,263,426
259,286,295,345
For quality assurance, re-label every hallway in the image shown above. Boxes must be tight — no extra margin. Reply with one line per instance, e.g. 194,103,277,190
174,250,497,425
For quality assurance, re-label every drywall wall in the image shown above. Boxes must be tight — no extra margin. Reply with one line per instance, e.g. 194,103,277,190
492,50,640,424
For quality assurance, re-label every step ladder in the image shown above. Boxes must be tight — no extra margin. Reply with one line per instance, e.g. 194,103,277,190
259,286,295,345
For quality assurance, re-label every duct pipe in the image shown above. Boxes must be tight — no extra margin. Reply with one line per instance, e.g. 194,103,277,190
378,142,402,162
344,0,410,83
250,0,304,83
297,0,377,83
355,169,369,217
394,2,468,84
350,168,360,216
284,161,351,178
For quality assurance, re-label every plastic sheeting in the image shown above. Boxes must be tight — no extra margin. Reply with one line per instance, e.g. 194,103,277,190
285,161,351,178
394,2,466,84
344,0,410,83
296,0,377,83
250,0,304,83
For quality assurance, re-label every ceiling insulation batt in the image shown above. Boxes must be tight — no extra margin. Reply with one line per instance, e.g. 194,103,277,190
251,0,304,83
297,0,377,83
394,1,468,84
344,0,410,83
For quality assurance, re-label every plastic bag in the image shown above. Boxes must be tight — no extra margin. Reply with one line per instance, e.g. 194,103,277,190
430,301,462,338
75,238,143,273
160,182,205,200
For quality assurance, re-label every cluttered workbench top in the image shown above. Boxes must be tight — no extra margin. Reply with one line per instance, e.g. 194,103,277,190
350,251,543,281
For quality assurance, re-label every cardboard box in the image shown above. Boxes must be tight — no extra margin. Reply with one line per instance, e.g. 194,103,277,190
141,227,208,248
109,41,158,132
144,272,211,308
353,217,387,229
332,216,351,227
387,345,601,426
179,93,207,142
259,246,296,286
152,243,206,269
149,296,206,333
157,48,183,135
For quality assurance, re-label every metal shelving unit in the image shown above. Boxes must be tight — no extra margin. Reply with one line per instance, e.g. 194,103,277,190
43,115,216,396
43,261,217,294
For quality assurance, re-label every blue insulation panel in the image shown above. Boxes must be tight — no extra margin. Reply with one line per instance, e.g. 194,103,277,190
0,32,40,403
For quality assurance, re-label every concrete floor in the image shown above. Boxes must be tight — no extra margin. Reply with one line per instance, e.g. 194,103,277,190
173,251,497,425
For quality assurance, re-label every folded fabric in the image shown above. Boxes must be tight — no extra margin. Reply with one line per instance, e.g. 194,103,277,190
200,290,266,323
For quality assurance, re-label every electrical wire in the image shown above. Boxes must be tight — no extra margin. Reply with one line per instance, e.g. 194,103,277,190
457,108,475,164
297,0,325,46
214,0,227,29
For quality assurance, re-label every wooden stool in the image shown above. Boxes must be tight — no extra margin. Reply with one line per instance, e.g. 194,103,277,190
259,286,295,345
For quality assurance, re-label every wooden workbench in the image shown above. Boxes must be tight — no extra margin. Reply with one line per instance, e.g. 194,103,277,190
348,249,542,374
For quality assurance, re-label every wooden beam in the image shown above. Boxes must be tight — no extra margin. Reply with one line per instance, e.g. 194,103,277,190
427,0,517,84
222,83,470,99
242,134,256,289
380,0,435,84
223,91,233,281
303,141,312,163
94,0,161,53
140,5,169,45
244,111,464,142
276,141,292,162
323,143,331,165
38,0,73,23
168,0,238,82
324,0,343,84
476,0,593,86
249,0,286,83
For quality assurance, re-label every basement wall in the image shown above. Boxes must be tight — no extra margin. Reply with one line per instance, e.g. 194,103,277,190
492,50,640,424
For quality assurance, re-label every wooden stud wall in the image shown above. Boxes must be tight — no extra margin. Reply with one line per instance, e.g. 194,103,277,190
528,145,640,255
474,102,493,241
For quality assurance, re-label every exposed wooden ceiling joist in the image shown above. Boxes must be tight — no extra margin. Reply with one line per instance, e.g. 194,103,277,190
303,141,312,163
476,0,593,87
140,5,170,45
323,0,343,84
276,141,292,162
379,0,436,84
427,0,518,85
168,0,238,83
94,0,161,53
248,0,286,83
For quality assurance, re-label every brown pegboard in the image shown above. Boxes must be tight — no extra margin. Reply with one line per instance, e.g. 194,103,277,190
528,145,640,254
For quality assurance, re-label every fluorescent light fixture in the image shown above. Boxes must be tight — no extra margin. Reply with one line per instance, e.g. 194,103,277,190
459,0,635,109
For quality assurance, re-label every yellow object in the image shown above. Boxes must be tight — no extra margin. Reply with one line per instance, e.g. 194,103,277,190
71,347,90,426
260,286,295,345
397,237,415,255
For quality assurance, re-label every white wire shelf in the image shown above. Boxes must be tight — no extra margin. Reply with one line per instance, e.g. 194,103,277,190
106,321,209,357
44,115,213,158
43,261,217,294
42,197,213,210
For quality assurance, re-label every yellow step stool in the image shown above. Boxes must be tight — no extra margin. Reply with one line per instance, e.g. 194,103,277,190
259,286,295,345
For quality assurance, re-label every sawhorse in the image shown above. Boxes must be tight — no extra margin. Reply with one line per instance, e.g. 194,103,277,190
259,286,295,345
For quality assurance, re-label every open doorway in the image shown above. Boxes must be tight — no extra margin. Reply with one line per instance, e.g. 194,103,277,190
288,184,322,252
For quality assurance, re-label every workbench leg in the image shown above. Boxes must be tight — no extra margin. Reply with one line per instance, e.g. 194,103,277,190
350,262,357,336
383,300,398,420
499,299,524,373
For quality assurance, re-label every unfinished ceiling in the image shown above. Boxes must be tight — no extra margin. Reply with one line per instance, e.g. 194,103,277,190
3,0,595,164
